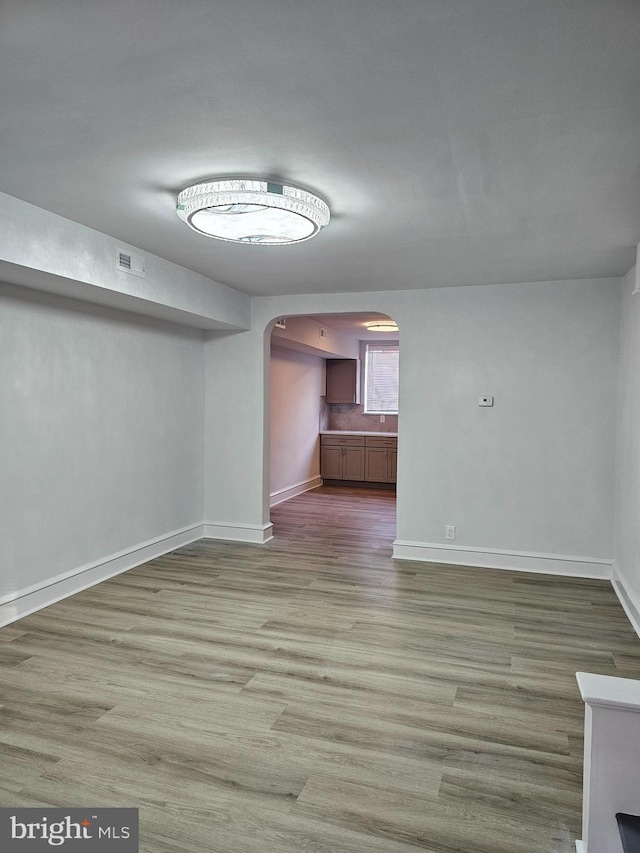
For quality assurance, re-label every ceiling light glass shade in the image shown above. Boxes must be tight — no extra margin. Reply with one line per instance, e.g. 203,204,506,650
176,179,330,245
366,322,399,332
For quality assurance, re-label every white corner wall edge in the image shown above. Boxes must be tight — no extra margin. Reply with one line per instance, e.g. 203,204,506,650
612,563,640,639
392,540,612,579
204,521,274,544
575,842,584,853
270,476,323,507
0,523,204,628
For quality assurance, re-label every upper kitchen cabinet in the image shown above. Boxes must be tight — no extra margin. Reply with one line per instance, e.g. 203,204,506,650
326,359,360,404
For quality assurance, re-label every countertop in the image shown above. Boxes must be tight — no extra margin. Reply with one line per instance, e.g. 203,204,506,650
320,430,398,437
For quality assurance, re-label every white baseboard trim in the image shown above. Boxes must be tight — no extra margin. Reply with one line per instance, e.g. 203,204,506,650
0,523,204,628
392,540,612,579
270,476,323,507
612,563,640,639
204,521,274,544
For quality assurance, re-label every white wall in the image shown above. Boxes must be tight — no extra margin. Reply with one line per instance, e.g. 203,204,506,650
613,266,640,631
203,278,620,575
270,345,323,502
203,322,271,541
0,282,204,623
395,279,620,568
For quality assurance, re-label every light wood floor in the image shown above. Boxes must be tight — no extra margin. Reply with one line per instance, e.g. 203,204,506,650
2,486,640,852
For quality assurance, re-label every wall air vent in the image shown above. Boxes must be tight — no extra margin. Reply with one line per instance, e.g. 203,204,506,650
116,248,145,278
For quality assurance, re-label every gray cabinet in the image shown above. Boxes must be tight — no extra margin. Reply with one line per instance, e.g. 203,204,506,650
320,434,365,480
326,359,361,404
321,434,397,483
320,444,344,480
365,436,397,483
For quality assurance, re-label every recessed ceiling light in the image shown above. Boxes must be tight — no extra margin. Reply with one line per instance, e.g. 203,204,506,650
176,178,330,245
366,321,399,332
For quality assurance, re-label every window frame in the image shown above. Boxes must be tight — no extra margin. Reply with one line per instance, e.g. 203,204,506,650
363,342,399,415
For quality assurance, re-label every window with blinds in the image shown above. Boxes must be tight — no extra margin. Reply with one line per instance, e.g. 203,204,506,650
364,343,399,414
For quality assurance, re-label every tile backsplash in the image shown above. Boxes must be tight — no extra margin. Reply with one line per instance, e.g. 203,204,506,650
325,401,398,432
319,396,330,432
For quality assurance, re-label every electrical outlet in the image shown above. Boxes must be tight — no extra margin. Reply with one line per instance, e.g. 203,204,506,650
380,414,385,423
446,525,456,540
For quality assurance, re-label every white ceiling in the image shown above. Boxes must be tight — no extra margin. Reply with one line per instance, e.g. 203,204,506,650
1,0,639,297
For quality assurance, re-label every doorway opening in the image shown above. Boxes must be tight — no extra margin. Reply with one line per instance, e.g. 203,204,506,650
268,312,399,547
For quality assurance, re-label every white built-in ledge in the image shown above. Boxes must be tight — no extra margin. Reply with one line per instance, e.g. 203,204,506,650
575,671,640,853
577,671,640,711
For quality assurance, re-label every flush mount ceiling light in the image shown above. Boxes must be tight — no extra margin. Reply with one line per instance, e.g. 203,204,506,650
176,179,330,245
366,321,399,332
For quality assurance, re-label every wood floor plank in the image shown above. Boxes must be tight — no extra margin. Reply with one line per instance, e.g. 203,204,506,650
1,485,639,852
243,669,457,711
271,698,572,760
294,775,573,853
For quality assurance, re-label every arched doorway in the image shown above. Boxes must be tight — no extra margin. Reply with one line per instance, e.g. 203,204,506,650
266,312,399,547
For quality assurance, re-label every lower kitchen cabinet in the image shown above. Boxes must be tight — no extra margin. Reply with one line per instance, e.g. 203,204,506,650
364,435,397,483
320,445,344,480
321,433,397,484
320,435,365,481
